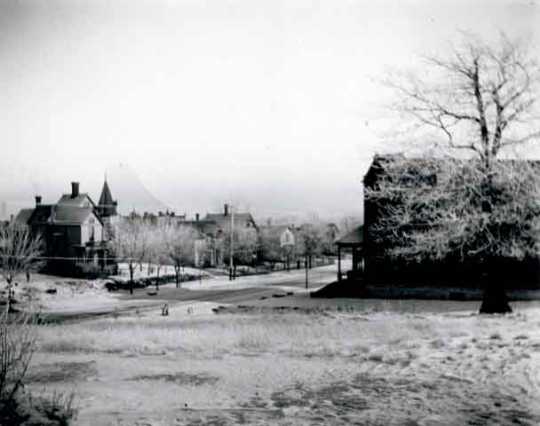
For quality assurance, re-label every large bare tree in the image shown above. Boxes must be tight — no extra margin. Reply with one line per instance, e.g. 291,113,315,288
164,224,198,288
388,33,540,167
110,219,149,295
373,33,540,313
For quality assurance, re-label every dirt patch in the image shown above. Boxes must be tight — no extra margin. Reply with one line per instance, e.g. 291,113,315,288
26,360,97,384
128,371,219,386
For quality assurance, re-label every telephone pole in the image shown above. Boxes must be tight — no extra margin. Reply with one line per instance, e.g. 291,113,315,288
229,204,235,281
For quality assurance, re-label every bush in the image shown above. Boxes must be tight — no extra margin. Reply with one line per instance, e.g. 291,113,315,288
0,313,77,425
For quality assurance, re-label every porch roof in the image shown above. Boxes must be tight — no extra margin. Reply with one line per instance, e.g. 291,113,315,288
335,225,363,248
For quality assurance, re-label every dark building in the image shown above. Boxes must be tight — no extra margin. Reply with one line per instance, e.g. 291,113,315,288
15,180,118,275
362,154,540,287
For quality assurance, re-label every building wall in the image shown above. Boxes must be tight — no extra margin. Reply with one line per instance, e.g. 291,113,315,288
81,215,104,245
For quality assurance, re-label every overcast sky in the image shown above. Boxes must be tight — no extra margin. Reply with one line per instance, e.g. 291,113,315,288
1,0,539,219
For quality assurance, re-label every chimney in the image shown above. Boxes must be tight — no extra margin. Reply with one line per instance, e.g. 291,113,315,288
35,195,42,206
224,203,229,216
195,213,200,222
71,182,79,198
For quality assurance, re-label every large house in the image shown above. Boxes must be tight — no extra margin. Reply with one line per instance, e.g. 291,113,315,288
15,180,118,274
361,154,540,286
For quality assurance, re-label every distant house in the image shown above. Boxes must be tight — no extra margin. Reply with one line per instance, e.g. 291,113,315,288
162,204,258,267
14,180,118,275
204,204,258,234
259,224,297,263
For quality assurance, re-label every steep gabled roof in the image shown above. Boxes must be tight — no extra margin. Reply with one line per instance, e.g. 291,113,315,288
57,193,96,209
23,205,102,226
51,206,102,225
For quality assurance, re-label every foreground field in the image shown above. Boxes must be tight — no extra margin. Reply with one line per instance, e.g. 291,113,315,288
29,301,540,425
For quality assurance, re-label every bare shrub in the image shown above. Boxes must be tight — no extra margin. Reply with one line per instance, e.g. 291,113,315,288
0,312,35,406
0,313,77,425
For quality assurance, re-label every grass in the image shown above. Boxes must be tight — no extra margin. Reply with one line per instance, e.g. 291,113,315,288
27,305,540,425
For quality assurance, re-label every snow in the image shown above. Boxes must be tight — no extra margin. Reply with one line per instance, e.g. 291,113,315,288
30,302,540,425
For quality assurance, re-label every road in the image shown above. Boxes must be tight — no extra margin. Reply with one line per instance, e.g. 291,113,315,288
124,264,339,304
42,264,340,323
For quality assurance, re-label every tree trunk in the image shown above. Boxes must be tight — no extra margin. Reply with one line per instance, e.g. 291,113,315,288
129,264,134,295
175,266,180,288
155,266,161,291
479,267,512,314
479,285,512,314
6,277,13,313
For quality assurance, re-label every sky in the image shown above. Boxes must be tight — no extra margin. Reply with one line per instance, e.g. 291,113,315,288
0,0,539,220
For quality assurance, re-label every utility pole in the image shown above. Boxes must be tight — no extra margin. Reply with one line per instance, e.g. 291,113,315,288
229,204,234,281
305,256,309,289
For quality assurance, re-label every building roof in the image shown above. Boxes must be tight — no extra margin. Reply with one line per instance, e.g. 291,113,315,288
364,154,540,187
181,220,220,237
14,208,34,225
205,212,256,229
51,206,101,225
29,205,55,224
57,193,96,208
19,205,102,227
98,180,117,216
335,225,363,247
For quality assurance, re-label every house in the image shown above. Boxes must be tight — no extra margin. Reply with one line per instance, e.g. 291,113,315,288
162,205,259,267
362,154,540,286
14,180,118,275
204,204,258,234
258,224,297,264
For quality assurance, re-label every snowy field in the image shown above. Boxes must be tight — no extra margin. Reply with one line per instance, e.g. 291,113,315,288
28,300,540,425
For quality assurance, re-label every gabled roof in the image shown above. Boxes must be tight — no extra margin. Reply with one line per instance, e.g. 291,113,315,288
51,206,101,225
14,208,34,225
22,205,102,227
29,205,55,225
57,193,96,209
205,212,257,230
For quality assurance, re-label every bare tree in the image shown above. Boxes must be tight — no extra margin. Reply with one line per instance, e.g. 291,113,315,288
387,33,540,167
110,219,149,295
296,224,324,288
165,225,198,288
221,227,259,271
0,223,42,313
258,228,283,268
147,223,170,291
375,33,540,313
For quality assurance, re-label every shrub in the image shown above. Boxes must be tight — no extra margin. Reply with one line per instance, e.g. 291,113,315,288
0,312,77,425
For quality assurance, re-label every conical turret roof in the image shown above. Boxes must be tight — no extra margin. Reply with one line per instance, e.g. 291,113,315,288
98,179,117,217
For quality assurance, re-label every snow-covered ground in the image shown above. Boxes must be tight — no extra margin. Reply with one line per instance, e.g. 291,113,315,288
30,302,540,425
